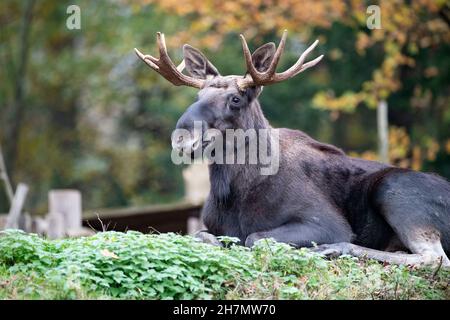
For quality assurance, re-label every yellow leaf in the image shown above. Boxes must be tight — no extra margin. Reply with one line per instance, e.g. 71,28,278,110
101,249,119,259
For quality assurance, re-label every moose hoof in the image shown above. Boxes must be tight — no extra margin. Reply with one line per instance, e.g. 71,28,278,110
245,233,264,248
311,242,352,258
194,231,223,247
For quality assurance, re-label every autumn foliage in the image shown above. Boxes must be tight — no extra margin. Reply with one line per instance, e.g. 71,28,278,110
0,0,449,212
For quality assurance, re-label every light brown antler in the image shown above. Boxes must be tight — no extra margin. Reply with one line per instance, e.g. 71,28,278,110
134,32,205,89
238,30,324,89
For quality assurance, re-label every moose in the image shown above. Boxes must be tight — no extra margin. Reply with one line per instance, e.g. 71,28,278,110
135,31,450,267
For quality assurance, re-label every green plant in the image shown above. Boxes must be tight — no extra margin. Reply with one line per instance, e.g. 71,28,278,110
0,229,448,300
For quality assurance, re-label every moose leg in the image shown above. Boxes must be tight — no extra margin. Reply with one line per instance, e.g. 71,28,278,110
193,230,223,247
397,232,450,267
311,242,449,267
380,213,450,267
244,222,352,248
367,171,450,267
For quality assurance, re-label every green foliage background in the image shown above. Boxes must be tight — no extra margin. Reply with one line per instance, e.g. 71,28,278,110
0,0,449,213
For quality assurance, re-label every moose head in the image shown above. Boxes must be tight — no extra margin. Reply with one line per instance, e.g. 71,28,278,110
134,31,323,157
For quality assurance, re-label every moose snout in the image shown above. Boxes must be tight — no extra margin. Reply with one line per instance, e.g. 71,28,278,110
171,99,212,155
171,130,202,154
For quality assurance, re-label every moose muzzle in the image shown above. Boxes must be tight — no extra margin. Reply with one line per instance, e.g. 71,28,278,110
171,127,203,155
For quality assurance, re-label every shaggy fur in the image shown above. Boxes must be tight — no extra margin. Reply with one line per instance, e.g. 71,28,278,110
171,43,450,266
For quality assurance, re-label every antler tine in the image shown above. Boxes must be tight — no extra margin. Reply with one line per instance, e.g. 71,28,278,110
157,32,169,57
134,32,204,89
239,33,261,80
294,54,324,73
134,47,159,70
266,29,287,76
238,31,323,89
176,60,185,72
275,39,322,81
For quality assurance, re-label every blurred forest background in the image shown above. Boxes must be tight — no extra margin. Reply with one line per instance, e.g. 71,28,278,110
0,0,449,214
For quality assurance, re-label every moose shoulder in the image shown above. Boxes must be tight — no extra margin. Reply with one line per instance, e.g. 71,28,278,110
135,31,450,267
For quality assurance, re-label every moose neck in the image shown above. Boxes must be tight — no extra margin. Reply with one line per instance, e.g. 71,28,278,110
209,98,273,208
243,98,271,131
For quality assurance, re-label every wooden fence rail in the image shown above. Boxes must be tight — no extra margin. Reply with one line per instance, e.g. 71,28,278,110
82,201,203,235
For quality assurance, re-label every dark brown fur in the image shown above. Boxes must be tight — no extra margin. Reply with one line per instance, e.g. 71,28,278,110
170,42,450,266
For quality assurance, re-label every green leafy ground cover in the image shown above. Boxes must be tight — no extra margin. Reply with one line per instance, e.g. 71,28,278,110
0,230,448,300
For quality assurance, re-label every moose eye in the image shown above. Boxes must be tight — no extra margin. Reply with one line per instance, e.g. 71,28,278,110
229,96,243,111
231,96,241,104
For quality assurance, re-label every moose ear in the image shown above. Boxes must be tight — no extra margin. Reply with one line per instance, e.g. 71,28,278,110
183,44,220,79
251,42,276,72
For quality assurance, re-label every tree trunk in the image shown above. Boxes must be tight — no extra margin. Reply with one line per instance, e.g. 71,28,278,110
47,189,82,238
0,144,14,204
377,100,389,163
5,0,36,177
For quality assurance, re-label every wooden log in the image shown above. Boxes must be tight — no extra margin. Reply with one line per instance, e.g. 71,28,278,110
18,212,31,231
49,189,82,230
83,201,202,234
32,216,48,235
66,227,95,238
47,189,82,238
45,211,65,239
5,183,28,229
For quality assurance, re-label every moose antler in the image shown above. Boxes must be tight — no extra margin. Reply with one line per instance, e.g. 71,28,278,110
237,30,324,89
134,32,205,89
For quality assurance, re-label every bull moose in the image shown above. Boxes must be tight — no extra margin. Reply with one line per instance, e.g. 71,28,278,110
135,31,450,267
